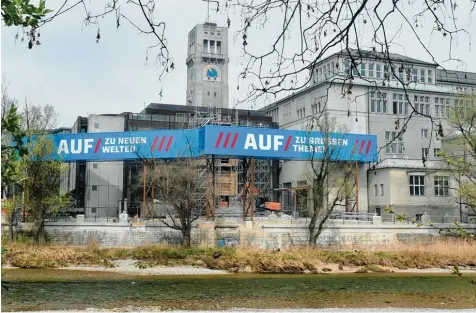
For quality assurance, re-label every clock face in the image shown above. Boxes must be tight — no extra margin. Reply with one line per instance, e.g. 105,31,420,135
203,64,221,82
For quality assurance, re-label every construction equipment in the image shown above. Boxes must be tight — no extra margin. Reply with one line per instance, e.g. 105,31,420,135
242,183,281,214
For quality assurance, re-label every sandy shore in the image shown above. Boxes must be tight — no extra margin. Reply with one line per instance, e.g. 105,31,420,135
5,259,476,275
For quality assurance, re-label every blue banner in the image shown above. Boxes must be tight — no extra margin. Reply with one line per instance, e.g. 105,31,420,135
24,126,377,162
26,129,200,162
200,126,377,162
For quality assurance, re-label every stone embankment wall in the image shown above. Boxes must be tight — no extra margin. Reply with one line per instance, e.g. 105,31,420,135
24,215,475,248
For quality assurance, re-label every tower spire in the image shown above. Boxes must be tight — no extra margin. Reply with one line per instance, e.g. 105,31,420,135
202,0,219,23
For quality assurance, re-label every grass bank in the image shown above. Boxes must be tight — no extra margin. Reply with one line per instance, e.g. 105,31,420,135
2,239,476,273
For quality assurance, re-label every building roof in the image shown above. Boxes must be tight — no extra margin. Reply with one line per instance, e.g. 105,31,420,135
437,69,476,86
143,103,271,120
315,48,437,68
374,158,449,170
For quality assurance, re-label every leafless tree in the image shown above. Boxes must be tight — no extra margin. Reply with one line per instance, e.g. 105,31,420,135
1,78,17,119
10,0,173,91
136,158,201,246
230,0,473,155
305,113,356,244
22,101,58,134
439,95,476,227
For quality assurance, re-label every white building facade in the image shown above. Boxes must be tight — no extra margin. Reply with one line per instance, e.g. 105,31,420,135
260,49,476,221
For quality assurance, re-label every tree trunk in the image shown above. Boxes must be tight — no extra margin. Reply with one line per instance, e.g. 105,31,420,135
309,183,325,245
8,212,14,241
34,211,46,244
182,225,192,247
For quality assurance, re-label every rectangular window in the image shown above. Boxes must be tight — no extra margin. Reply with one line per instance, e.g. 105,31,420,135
392,94,404,115
360,63,366,76
369,63,374,77
421,128,428,139
327,64,331,77
93,163,98,169
398,65,404,81
94,123,100,129
409,175,425,196
412,69,418,82
91,207,97,214
420,69,426,83
371,92,387,113
374,184,378,196
380,184,384,196
435,97,450,118
92,185,97,191
415,95,430,115
434,176,449,196
331,62,335,74
344,60,350,75
434,148,440,157
376,64,382,78
422,148,429,159
428,70,433,83
385,131,404,154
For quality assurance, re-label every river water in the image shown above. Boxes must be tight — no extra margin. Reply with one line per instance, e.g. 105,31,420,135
2,270,476,311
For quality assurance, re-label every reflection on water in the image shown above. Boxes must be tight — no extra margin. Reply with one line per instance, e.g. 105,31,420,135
2,270,476,311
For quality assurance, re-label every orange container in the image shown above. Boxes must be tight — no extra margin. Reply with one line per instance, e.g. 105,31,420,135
218,201,229,208
264,202,281,211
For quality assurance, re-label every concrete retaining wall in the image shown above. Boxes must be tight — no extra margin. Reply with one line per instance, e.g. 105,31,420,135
19,217,474,248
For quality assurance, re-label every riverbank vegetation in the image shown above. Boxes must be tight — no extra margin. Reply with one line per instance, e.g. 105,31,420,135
2,239,475,273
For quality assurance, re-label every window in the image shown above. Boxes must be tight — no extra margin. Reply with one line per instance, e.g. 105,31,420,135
214,92,217,97
94,123,99,129
380,184,384,196
421,128,428,139
370,92,387,113
422,148,429,159
376,64,382,78
331,62,335,74
435,97,450,118
327,64,331,77
392,93,407,115
369,63,374,77
217,32,221,36
207,91,210,96
385,131,404,154
416,214,423,222
91,207,97,214
93,163,98,169
420,69,426,83
409,175,425,196
311,103,317,115
434,148,441,157
344,60,350,75
360,63,366,76
428,70,433,83
434,176,449,196
398,65,404,81
415,95,430,115
92,185,97,191
374,184,378,196
412,69,418,82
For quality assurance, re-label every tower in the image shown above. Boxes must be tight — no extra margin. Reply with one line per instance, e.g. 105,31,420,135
186,22,229,108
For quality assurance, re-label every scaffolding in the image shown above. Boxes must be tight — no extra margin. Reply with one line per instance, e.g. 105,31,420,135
176,106,273,219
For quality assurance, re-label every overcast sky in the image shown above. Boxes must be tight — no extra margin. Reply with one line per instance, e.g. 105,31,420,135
2,0,475,127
